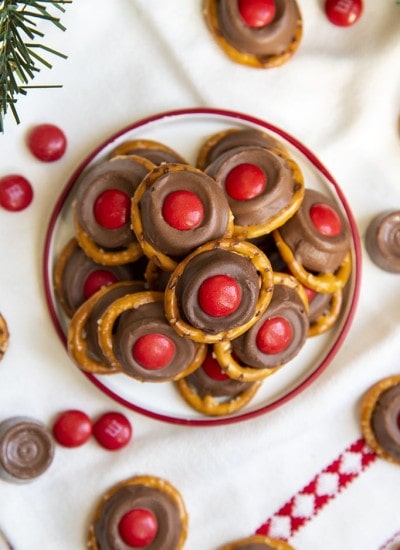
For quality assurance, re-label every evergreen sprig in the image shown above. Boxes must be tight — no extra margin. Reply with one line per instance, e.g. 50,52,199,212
0,0,71,133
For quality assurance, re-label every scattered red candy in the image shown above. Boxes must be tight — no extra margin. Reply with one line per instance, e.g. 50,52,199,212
162,190,204,230
0,174,33,211
118,508,158,547
225,163,266,201
93,189,131,229
310,203,342,237
132,333,176,370
92,411,132,450
83,269,119,300
256,316,293,354
202,351,230,381
198,274,242,317
238,0,276,28
27,123,67,162
52,409,92,448
324,0,363,27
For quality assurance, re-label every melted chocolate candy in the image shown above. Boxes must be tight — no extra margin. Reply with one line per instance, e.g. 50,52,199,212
216,0,301,57
200,129,281,168
93,484,184,550
60,246,136,315
0,417,54,483
175,249,260,334
75,157,152,249
113,301,199,381
232,283,309,369
206,146,296,228
278,189,350,273
365,210,400,273
139,165,231,258
186,364,253,398
85,282,145,363
371,382,400,462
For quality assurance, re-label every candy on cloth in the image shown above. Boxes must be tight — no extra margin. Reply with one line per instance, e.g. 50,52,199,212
87,475,188,550
365,210,400,273
203,0,303,69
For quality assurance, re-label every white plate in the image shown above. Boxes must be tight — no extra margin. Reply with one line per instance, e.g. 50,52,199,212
43,108,361,426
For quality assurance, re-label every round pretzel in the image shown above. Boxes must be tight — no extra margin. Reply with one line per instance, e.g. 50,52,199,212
67,281,145,375
213,272,309,382
203,0,303,69
360,375,400,466
74,209,143,266
0,313,9,361
131,163,235,272
231,149,305,240
97,290,207,381
308,289,343,337
109,139,187,164
87,475,188,550
273,228,352,294
219,534,295,550
53,237,80,318
164,239,274,344
176,376,261,416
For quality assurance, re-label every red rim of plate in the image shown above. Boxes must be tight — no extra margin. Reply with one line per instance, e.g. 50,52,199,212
42,107,362,427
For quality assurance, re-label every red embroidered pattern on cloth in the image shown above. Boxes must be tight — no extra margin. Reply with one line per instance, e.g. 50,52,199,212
255,438,377,541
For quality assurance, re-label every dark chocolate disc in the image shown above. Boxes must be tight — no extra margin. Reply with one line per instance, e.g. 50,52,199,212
232,283,309,369
365,210,400,273
175,249,260,334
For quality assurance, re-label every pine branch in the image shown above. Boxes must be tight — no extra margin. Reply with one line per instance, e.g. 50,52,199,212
0,0,71,133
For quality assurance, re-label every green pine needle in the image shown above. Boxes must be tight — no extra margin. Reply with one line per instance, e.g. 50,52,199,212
0,0,71,133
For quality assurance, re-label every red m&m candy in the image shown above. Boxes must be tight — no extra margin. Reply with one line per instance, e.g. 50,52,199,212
238,0,276,28
27,123,67,162
82,269,119,300
119,508,158,547
225,163,267,201
52,409,92,448
325,0,363,27
198,274,242,317
310,203,342,237
132,333,176,370
93,412,132,450
202,351,230,381
256,316,293,354
0,174,33,211
162,190,204,230
94,189,131,229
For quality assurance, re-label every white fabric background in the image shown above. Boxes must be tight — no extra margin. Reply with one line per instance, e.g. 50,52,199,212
0,1,400,548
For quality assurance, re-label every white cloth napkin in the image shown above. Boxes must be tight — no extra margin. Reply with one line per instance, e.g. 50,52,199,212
1,1,400,549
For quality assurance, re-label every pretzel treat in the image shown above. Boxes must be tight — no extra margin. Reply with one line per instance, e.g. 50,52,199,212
214,272,309,382
205,145,305,240
273,188,352,293
97,290,207,382
176,348,261,416
67,281,145,375
74,155,155,265
196,128,284,171
165,238,274,344
88,475,188,550
131,162,234,272
307,288,343,337
361,375,400,465
219,534,295,550
0,313,9,361
109,138,188,165
203,0,303,69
